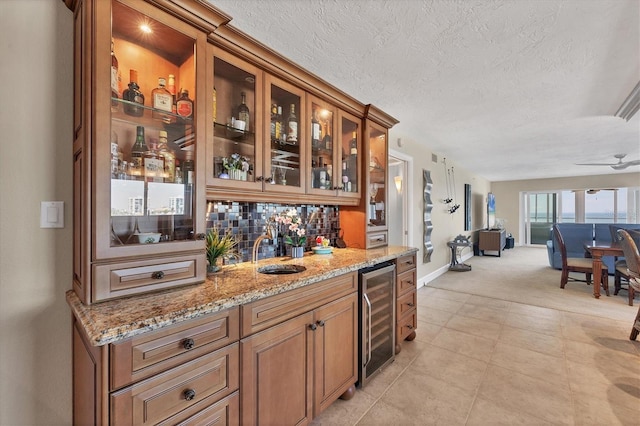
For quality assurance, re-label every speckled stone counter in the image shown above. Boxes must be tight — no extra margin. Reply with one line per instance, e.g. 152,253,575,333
67,245,418,346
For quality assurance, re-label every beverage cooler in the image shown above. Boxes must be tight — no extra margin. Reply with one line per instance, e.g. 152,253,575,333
358,261,396,387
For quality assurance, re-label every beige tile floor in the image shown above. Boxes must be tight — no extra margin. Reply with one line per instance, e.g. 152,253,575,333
312,272,640,425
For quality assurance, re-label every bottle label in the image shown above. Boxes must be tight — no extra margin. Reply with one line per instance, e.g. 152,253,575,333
350,147,357,155
176,100,193,118
154,93,173,113
312,123,320,141
144,157,164,182
111,66,118,95
287,122,298,142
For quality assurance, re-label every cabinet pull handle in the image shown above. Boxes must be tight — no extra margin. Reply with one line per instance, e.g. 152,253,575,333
183,338,195,350
309,323,317,331
407,325,414,330
183,389,196,401
317,320,325,327
151,271,165,279
265,177,273,183
195,233,206,240
256,176,264,182
407,303,415,307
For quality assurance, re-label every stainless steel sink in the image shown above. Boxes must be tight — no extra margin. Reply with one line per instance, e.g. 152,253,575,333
257,265,307,275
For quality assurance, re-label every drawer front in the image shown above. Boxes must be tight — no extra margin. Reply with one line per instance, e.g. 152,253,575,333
161,391,239,426
93,253,206,302
396,312,417,343
111,307,239,390
396,254,416,274
366,232,388,248
396,290,416,318
241,272,357,337
396,269,416,296
111,343,239,426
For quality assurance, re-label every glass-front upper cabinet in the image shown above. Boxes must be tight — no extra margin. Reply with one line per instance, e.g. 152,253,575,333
307,95,337,195
105,0,204,256
367,120,388,229
208,48,263,191
337,110,361,200
264,74,306,194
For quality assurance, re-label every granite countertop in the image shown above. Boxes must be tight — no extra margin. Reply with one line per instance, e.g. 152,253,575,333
67,245,418,346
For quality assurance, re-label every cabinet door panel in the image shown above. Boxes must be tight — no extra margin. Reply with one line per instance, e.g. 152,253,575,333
396,269,416,296
240,312,314,426
396,290,417,319
313,293,358,416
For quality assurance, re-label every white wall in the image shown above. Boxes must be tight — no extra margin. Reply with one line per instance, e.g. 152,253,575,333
0,1,74,424
492,172,640,243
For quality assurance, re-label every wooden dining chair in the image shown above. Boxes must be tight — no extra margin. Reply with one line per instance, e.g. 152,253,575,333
553,224,609,295
613,229,640,306
617,229,640,340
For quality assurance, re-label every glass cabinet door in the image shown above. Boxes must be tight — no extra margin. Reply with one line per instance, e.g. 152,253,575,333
209,49,263,190
264,75,306,194
308,96,337,194
107,0,201,251
367,121,388,229
337,110,361,200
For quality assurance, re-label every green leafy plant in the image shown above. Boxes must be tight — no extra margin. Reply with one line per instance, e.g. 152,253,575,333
205,227,238,268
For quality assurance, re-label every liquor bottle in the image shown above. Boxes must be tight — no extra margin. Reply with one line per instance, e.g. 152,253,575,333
286,104,298,143
350,131,358,155
151,77,173,120
182,151,194,186
110,38,119,112
322,121,332,150
143,138,165,183
174,164,183,184
122,69,144,117
213,86,217,123
311,110,321,149
167,74,177,119
326,164,333,189
237,92,250,132
176,90,194,122
342,161,350,191
130,126,147,178
270,103,278,141
157,130,175,182
276,106,285,143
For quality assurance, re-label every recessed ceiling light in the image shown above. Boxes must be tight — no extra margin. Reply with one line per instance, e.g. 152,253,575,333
140,23,152,34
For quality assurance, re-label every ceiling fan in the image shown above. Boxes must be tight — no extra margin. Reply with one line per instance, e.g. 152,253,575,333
576,154,640,170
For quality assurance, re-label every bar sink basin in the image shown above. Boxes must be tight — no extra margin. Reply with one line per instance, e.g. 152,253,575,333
257,265,307,275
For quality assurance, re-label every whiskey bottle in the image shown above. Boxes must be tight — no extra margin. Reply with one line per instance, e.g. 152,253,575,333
350,131,358,155
130,126,147,179
122,69,144,117
152,77,173,121
110,39,119,112
286,104,298,143
176,89,194,122
237,92,250,132
277,106,285,143
270,103,278,141
311,110,321,149
157,130,175,182
167,74,177,119
322,121,332,150
143,139,165,183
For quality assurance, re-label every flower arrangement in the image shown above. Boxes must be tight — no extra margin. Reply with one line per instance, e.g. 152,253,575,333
274,208,306,247
315,236,330,247
222,153,250,172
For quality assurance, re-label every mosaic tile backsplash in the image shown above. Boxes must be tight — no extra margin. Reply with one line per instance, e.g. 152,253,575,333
206,201,341,263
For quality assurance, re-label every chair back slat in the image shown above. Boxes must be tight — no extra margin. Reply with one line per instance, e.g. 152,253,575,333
553,224,568,268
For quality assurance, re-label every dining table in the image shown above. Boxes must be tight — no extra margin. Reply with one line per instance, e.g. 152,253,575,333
583,241,624,299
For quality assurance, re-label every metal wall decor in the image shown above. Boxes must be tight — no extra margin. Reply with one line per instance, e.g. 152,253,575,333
423,169,433,263
442,158,460,214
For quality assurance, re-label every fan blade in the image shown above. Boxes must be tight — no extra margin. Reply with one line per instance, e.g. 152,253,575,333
575,162,617,166
611,160,640,170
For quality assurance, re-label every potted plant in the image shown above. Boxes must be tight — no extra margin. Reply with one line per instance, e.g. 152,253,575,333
222,153,251,181
205,227,238,274
274,208,307,258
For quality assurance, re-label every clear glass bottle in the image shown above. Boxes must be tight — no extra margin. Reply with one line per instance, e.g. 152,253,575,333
130,125,147,179
270,103,278,142
322,121,332,150
122,69,144,117
110,38,119,112
287,104,298,143
311,110,321,148
143,139,165,183
237,92,250,132
157,130,175,182
151,77,173,120
277,105,285,143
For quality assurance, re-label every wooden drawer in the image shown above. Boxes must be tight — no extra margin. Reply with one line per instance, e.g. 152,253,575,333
396,269,416,296
161,391,239,426
396,311,417,343
110,343,239,426
396,290,416,319
93,253,206,302
366,231,387,248
111,307,239,390
241,272,357,337
396,254,416,274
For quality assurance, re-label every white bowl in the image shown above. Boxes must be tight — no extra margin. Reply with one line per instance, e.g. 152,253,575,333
137,232,161,244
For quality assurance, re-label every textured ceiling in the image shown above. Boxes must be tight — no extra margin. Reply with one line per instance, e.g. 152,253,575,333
208,0,640,182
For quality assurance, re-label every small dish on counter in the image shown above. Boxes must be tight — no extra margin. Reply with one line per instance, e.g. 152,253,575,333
137,232,161,244
312,246,334,255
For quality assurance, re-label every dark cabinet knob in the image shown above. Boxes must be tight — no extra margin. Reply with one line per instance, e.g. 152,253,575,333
265,177,273,183
317,320,325,327
183,389,196,401
309,323,317,331
256,176,264,182
407,303,415,307
183,338,195,350
151,271,165,279
407,325,414,330
195,233,206,240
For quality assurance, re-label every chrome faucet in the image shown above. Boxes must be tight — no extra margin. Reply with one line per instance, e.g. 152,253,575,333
252,225,274,263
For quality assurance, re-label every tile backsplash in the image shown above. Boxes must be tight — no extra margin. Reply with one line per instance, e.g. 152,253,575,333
206,201,340,263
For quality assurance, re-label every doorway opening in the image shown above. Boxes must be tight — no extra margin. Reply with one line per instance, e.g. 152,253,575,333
388,150,413,247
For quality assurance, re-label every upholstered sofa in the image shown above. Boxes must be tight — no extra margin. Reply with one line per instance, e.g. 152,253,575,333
547,223,640,274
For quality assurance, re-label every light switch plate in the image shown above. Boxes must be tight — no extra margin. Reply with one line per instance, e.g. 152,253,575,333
40,201,64,228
